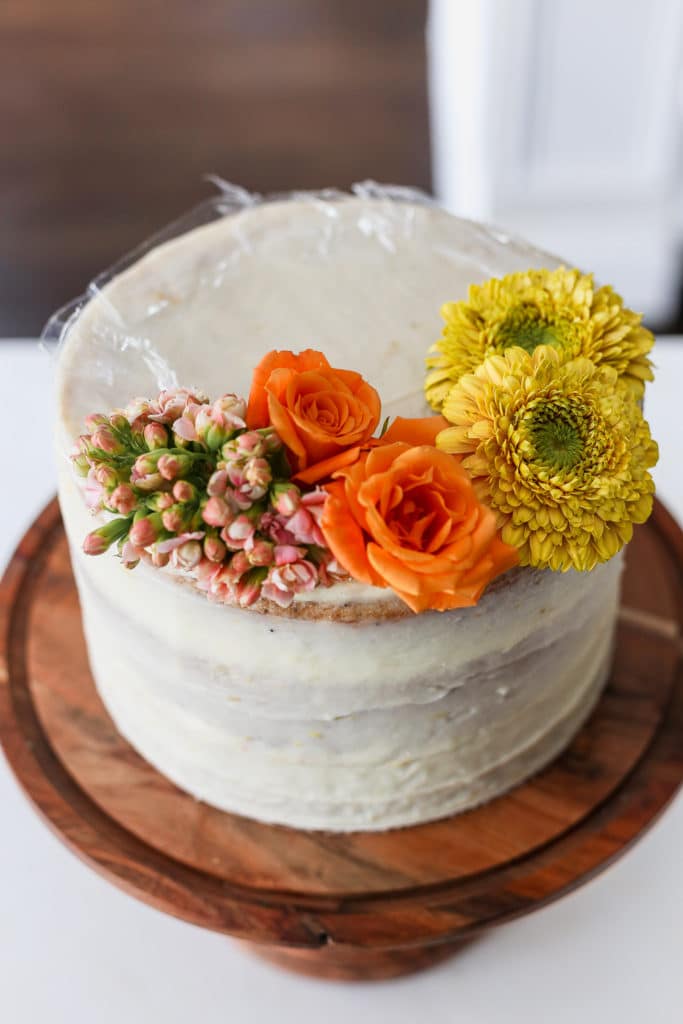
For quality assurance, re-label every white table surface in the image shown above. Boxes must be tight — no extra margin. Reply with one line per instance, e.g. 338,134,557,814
1,339,682,1024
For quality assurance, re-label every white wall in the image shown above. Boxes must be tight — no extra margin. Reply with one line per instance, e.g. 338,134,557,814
428,0,683,323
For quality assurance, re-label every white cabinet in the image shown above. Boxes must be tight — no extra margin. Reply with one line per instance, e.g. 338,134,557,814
428,0,683,322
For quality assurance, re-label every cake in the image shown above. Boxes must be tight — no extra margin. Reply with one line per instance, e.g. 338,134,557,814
54,188,657,831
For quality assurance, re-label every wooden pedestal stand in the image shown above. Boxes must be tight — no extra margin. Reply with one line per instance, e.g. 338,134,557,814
1,499,682,981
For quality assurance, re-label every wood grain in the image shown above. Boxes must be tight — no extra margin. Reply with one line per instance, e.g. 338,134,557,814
0,498,682,979
0,0,430,336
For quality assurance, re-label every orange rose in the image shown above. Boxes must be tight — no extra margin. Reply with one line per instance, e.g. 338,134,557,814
321,418,518,613
247,350,381,484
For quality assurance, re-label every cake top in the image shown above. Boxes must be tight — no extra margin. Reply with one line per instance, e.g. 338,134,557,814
55,186,658,615
55,191,561,445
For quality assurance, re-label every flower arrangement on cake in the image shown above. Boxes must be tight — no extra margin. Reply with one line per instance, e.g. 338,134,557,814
72,267,658,614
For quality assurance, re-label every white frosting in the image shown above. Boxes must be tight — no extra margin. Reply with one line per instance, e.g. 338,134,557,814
55,196,560,444
55,194,619,830
66,495,621,828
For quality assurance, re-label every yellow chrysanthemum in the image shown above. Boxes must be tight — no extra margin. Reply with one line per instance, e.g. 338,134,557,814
436,346,658,572
425,267,654,410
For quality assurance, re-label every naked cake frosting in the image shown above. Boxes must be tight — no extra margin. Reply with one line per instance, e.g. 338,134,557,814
53,187,658,830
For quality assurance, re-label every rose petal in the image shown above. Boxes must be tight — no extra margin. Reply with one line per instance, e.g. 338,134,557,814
381,415,449,447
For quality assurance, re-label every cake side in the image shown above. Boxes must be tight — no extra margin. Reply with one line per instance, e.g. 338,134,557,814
62,461,623,829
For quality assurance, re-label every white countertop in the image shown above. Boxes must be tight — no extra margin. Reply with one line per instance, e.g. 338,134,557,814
1,339,681,1024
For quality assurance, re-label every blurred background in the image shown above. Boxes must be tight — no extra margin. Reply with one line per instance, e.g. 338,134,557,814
2,0,683,337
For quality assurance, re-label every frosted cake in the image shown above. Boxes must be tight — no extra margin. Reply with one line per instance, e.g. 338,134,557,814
54,189,657,831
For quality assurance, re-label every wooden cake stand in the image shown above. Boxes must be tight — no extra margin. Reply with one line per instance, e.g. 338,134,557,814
1,499,682,981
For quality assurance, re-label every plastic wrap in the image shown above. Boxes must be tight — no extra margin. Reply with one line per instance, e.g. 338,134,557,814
47,178,559,461
46,180,435,449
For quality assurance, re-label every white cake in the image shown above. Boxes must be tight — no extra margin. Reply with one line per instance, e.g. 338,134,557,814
55,194,624,831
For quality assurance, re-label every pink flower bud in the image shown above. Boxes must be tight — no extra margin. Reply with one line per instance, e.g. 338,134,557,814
274,544,305,566
95,464,118,490
131,454,168,492
244,457,271,492
193,395,248,450
227,463,246,488
156,492,175,510
247,538,274,567
202,496,233,528
157,454,179,480
194,410,227,451
130,517,159,548
261,560,318,607
135,472,165,492
158,453,191,481
152,387,209,424
203,535,227,563
82,516,132,556
172,480,196,502
171,539,203,570
110,484,137,515
284,507,325,547
207,469,229,497
258,511,295,545
235,577,262,607
229,488,255,511
222,514,255,550
214,394,247,428
236,430,267,457
125,398,155,423
162,507,185,533
109,413,129,433
229,550,250,576
84,413,108,432
90,427,121,454
271,483,300,517
144,422,168,450
173,414,198,443
145,492,174,512
83,531,110,556
202,566,235,604
133,454,157,478
220,440,242,464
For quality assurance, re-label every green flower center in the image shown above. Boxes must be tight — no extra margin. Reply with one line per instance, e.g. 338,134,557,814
492,303,581,356
523,399,591,472
530,415,582,469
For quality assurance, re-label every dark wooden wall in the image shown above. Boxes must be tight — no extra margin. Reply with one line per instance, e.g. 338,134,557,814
0,0,430,336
